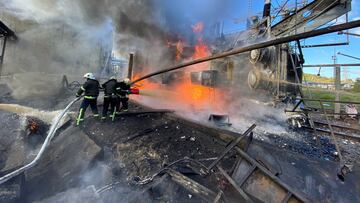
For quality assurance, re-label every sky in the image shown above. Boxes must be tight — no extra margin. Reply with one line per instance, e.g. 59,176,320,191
217,0,360,80
3,0,358,80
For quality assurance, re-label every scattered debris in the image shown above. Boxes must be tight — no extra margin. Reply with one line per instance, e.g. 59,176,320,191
124,128,155,142
345,104,358,119
208,114,232,126
26,118,41,135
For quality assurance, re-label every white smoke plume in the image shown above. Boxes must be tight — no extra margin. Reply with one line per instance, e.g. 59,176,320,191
0,1,157,99
0,0,235,99
0,0,288,133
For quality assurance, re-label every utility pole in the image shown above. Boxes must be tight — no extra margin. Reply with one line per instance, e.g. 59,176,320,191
332,54,341,119
337,51,360,91
127,53,134,80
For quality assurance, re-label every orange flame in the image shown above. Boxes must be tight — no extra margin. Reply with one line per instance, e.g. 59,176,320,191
171,22,224,111
133,22,228,114
176,40,184,61
194,38,208,58
132,68,160,90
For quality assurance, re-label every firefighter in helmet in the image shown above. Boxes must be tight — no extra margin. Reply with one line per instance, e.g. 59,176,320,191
101,76,118,121
76,72,100,125
116,78,131,112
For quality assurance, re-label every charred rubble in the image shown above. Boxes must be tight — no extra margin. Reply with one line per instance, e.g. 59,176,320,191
0,84,359,202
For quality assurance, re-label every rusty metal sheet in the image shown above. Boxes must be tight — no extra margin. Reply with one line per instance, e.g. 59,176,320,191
242,170,301,203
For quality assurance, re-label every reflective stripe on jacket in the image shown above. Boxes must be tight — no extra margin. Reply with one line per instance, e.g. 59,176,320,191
77,79,100,98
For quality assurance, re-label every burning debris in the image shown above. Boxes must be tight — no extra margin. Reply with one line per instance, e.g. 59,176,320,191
208,114,232,127
26,120,39,134
26,118,41,135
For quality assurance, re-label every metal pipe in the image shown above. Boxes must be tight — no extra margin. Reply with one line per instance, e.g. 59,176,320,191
299,98,360,105
337,52,360,61
313,121,360,132
285,110,358,116
302,126,360,142
303,63,360,67
319,101,344,164
338,31,360,37
301,42,349,48
296,40,305,64
0,97,81,185
132,20,360,84
289,51,304,98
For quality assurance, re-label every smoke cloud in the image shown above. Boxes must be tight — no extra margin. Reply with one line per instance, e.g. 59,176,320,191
0,0,239,99
0,0,286,131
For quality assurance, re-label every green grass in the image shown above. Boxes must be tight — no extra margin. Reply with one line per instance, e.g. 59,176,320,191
302,87,360,109
303,73,334,84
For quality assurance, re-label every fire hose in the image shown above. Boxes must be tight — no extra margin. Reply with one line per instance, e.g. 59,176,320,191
0,97,81,185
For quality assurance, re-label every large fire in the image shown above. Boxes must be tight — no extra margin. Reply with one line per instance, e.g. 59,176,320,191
176,40,184,61
133,22,227,113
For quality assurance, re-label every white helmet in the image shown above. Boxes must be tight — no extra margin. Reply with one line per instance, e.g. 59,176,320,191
109,76,117,80
123,78,131,85
83,72,95,80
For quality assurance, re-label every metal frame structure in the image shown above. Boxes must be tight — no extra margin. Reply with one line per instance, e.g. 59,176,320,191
338,31,360,37
0,21,17,78
271,0,352,37
132,20,360,84
337,52,360,61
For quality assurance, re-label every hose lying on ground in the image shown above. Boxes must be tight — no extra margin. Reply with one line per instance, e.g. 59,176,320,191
0,97,80,185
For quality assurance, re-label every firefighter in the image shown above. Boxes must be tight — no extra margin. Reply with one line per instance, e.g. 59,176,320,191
116,78,131,112
101,76,118,121
76,72,100,125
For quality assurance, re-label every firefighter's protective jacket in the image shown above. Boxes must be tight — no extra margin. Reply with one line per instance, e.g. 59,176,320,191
102,79,117,96
76,79,100,99
116,81,130,98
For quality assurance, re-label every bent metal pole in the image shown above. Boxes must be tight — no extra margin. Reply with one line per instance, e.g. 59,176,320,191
132,20,360,85
0,97,81,185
